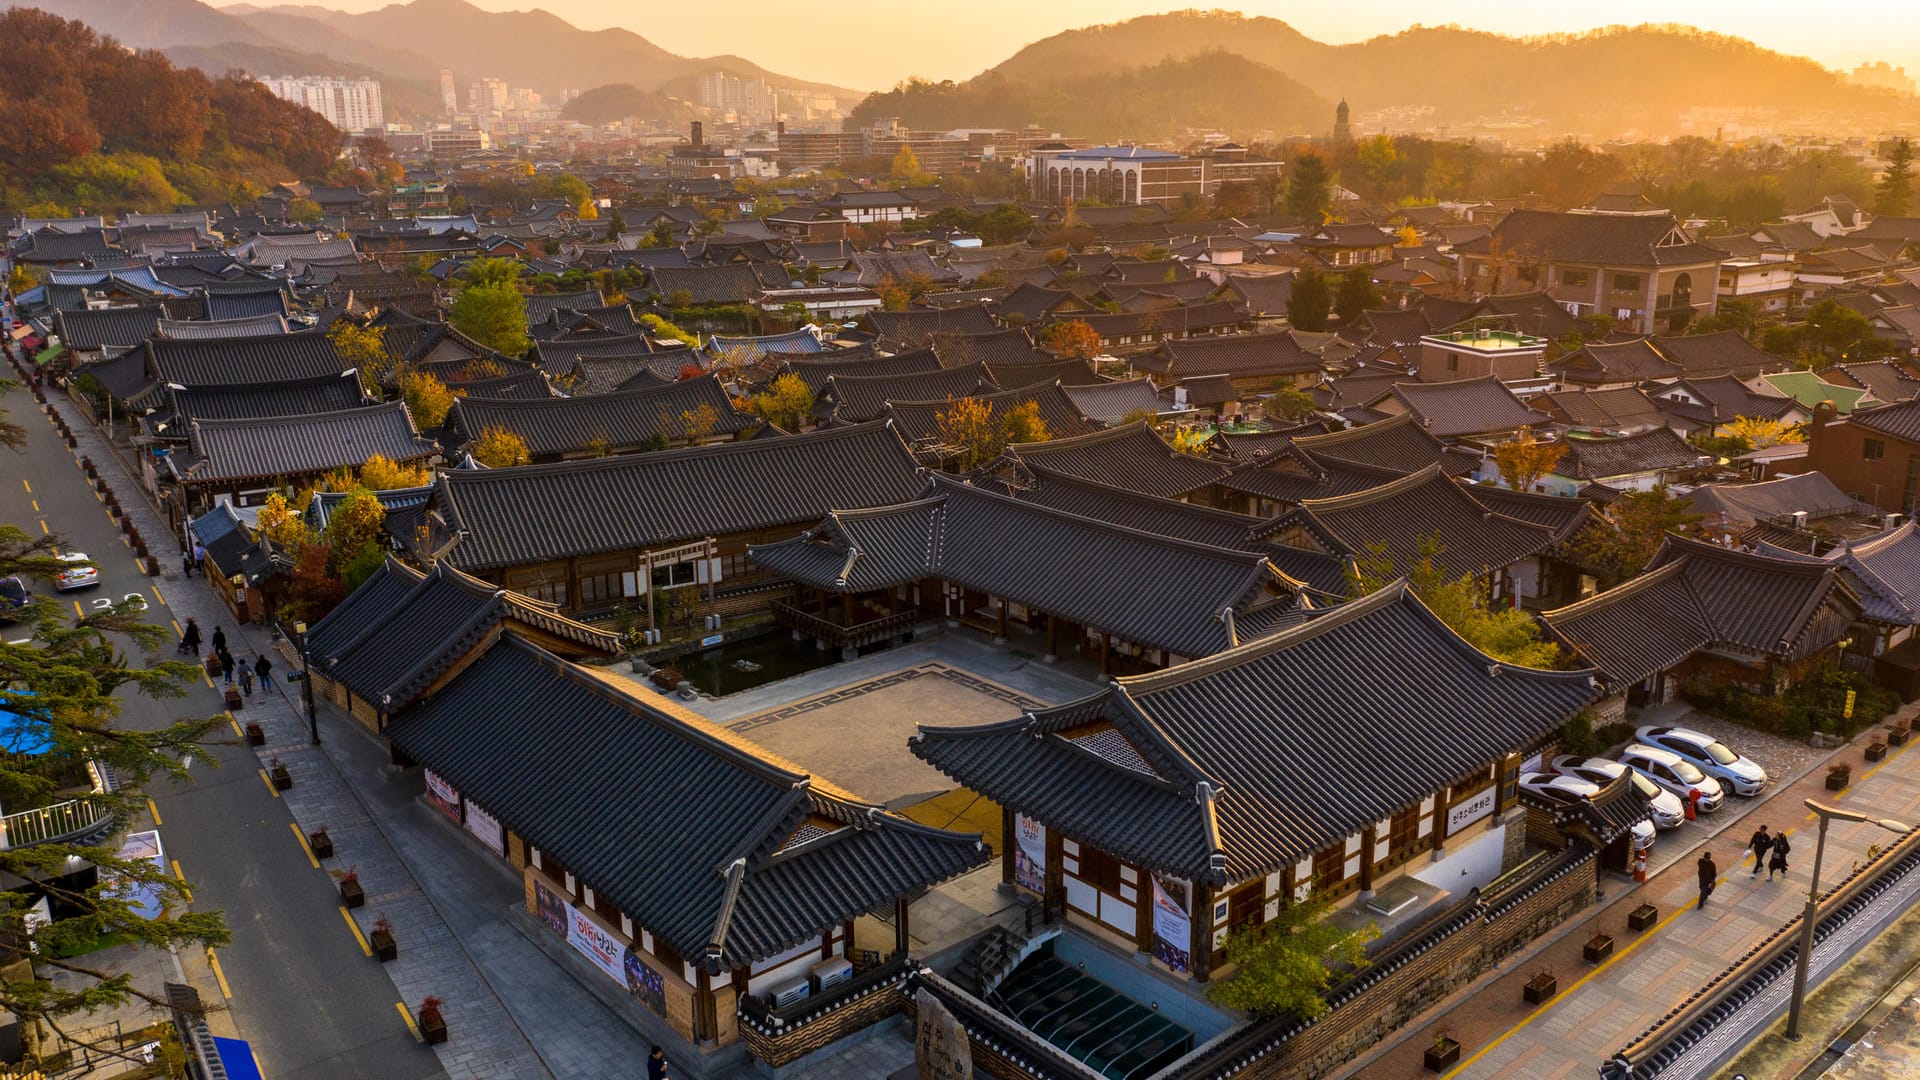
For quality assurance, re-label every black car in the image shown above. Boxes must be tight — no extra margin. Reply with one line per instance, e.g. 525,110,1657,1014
0,576,27,622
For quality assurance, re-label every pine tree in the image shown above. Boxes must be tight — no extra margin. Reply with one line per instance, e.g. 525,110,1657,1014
1283,152,1333,226
1876,138,1914,217
1287,270,1332,332
1332,268,1382,326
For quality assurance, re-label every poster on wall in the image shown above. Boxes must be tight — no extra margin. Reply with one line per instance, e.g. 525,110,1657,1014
1150,876,1192,973
566,901,627,985
533,879,567,936
623,947,667,1017
463,799,506,857
424,769,461,823
1014,813,1047,893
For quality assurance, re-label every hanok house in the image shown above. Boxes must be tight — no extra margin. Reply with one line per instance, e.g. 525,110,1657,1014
411,421,926,619
384,633,987,1063
1754,521,1920,658
443,375,753,462
1363,375,1548,449
910,582,1598,1000
1544,535,1859,717
1000,422,1233,503
1132,332,1326,400
166,401,439,515
884,384,1096,467
751,475,1313,671
1539,427,1707,497
1453,210,1725,334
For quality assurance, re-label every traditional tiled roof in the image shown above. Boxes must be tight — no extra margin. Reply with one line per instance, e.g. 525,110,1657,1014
1367,376,1545,439
1292,413,1480,475
1519,769,1652,845
1134,332,1323,381
181,401,436,486
884,383,1094,450
454,368,555,401
164,372,367,429
1272,464,1559,581
1651,331,1787,380
1553,428,1705,481
1463,483,1597,543
1064,300,1247,341
1532,387,1667,431
1003,422,1231,498
1688,471,1856,526
783,348,941,395
986,358,1101,389
647,265,775,306
521,289,605,322
1755,522,1920,626
1843,398,1920,443
1457,211,1724,268
428,421,925,571
204,289,289,321
912,582,1597,884
930,328,1051,368
447,375,749,458
1550,339,1678,384
1545,535,1858,687
1649,376,1799,427
1059,378,1166,425
52,305,163,351
752,476,1309,658
143,330,351,389
706,328,824,365
827,362,995,424
992,282,1075,324
156,313,290,339
868,306,997,352
387,635,987,971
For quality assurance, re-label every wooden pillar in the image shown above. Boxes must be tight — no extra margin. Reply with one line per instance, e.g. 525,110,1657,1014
1358,824,1377,894
565,557,580,613
1045,614,1058,661
1000,806,1017,887
1134,870,1154,955
1190,882,1214,983
894,896,912,955
1432,787,1452,855
1044,828,1065,915
695,967,712,1043
1100,631,1113,677
996,598,1008,641
645,551,656,630
1494,754,1519,814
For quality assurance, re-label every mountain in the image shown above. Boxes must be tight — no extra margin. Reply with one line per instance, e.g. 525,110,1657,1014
558,83,696,127
860,10,1912,139
17,0,863,117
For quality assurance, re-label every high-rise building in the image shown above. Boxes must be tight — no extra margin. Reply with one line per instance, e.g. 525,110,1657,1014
259,75,385,132
439,69,458,116
467,78,510,114
696,71,771,121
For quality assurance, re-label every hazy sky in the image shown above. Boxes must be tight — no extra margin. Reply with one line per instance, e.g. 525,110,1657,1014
225,1,1918,89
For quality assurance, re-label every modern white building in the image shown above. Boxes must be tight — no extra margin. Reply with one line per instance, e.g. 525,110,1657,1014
259,75,385,132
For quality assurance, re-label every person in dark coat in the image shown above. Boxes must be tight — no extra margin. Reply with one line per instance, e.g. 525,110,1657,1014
1697,851,1717,909
211,626,227,654
1769,834,1792,880
646,1046,668,1080
1748,825,1773,878
254,653,273,688
217,648,235,684
179,619,201,656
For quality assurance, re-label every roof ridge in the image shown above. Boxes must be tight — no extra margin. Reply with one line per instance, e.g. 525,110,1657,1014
189,398,411,430
439,418,906,483
1298,461,1447,512
926,474,1272,566
453,373,726,412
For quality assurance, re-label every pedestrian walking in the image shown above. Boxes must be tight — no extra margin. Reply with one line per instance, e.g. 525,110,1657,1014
181,550,194,577
1748,825,1773,878
179,618,201,656
1697,850,1717,909
217,647,235,685
191,543,205,576
647,1045,668,1080
1769,834,1792,880
254,653,273,688
239,665,254,696
210,626,227,655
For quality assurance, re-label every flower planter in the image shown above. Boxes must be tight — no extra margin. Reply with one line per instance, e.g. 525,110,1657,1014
309,829,333,860
1866,742,1888,763
340,878,365,908
270,765,292,791
1890,722,1912,747
1827,768,1852,791
1423,1037,1460,1071
1628,904,1659,932
245,723,265,747
1583,934,1614,964
224,686,244,711
371,927,396,962
1523,974,1556,1005
204,654,222,677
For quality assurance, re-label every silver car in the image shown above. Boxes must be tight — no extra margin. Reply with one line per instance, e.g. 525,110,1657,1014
1549,755,1686,828
1618,743,1726,812
1635,725,1768,797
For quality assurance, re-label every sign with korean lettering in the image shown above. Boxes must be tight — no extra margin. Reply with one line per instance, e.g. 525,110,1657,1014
1446,787,1497,834
424,769,461,823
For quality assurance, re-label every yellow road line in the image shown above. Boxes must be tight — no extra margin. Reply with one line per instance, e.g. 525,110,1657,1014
146,797,161,826
203,671,214,688
171,859,192,903
259,770,279,799
251,1048,267,1079
228,716,244,739
20,480,28,493
340,906,371,956
71,600,82,618
172,618,183,637
29,499,36,512
151,584,165,606
292,823,319,869
395,1001,422,1041
207,949,232,1000
37,520,46,534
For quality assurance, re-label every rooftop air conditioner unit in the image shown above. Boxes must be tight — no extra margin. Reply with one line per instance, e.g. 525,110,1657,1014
811,956,853,992
767,977,810,1009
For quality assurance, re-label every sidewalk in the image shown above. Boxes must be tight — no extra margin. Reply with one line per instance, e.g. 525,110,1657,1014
41,391,660,1079
1337,699,1920,1080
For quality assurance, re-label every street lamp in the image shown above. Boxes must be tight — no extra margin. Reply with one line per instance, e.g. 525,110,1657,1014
292,621,319,747
1786,799,1912,1039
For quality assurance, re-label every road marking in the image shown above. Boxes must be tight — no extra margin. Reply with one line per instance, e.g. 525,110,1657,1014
340,906,371,956
259,770,279,799
151,584,165,606
395,1001,422,1042
228,716,244,739
37,520,46,535
203,671,214,689
171,859,192,903
71,600,82,619
146,797,161,826
28,499,36,512
292,823,319,868
172,619,183,637
207,949,232,1000
19,480,27,494
251,1048,267,1079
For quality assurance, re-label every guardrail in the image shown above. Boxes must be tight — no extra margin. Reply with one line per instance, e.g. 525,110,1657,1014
0,796,115,850
736,954,913,1068
771,600,917,649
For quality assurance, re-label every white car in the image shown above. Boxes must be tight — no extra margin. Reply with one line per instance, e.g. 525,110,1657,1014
1635,725,1769,797
54,552,99,592
1619,744,1726,812
1549,755,1686,829
1519,772,1657,851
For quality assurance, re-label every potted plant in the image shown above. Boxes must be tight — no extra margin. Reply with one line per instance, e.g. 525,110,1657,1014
1523,967,1556,1004
1584,931,1614,963
418,997,447,1045
650,663,683,692
1423,1028,1460,1072
1828,763,1852,791
244,721,265,747
371,914,396,962
268,757,292,791
1629,903,1659,932
1867,739,1888,763
339,867,365,908
309,826,333,860
1890,719,1912,747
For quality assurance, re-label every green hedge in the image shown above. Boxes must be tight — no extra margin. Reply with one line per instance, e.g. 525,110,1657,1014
1680,667,1898,739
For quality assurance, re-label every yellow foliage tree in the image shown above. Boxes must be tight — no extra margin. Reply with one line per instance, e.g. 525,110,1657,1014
255,493,313,553
328,320,393,394
398,370,456,429
1039,319,1103,360
1724,416,1804,449
1000,400,1050,446
1491,430,1566,492
320,487,388,576
470,426,532,468
748,373,816,432
358,454,432,491
936,396,1054,471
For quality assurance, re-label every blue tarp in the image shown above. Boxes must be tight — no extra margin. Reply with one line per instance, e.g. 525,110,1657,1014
211,1037,263,1080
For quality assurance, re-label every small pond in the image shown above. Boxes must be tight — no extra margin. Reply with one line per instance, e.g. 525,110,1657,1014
672,631,846,696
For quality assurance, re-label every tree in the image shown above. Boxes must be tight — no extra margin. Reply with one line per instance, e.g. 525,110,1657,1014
603,206,627,242
671,402,720,443
1355,134,1398,200
1724,416,1802,449
470,426,532,468
450,268,530,359
398,370,455,430
1345,535,1562,667
0,525,228,1033
1491,431,1566,492
935,396,1000,471
639,313,697,346
284,542,345,625
639,221,675,248
999,399,1051,447
1039,319,1103,360
1564,484,1703,587
748,373,816,432
1801,299,1880,360
1332,268,1381,326
255,492,313,553
1208,888,1377,1020
1283,152,1333,225
286,197,322,224
1118,407,1159,427
327,321,391,394
1876,138,1914,217
1268,385,1316,421
320,488,387,575
890,145,932,187
357,454,432,491
1287,270,1332,332
1686,297,1757,338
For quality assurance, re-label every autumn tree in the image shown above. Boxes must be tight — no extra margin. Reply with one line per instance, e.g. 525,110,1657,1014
1039,319,1103,360
470,426,532,468
1564,484,1704,588
1269,385,1317,421
890,145,933,187
1283,152,1333,225
320,487,388,576
1724,416,1803,449
450,259,530,358
936,396,1052,471
748,373,816,432
999,399,1051,446
1287,270,1332,332
670,402,721,443
604,206,627,242
1876,138,1914,217
1355,134,1398,200
1209,888,1377,1020
1332,268,1382,326
1347,535,1563,668
1491,431,1566,492
398,370,455,429
287,198,323,224
327,320,392,394
357,454,432,491
255,492,313,553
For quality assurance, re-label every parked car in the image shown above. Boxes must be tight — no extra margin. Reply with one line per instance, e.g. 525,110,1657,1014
1520,772,1658,852
0,576,28,621
1634,725,1769,796
1618,744,1725,812
1549,755,1686,828
54,553,99,592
